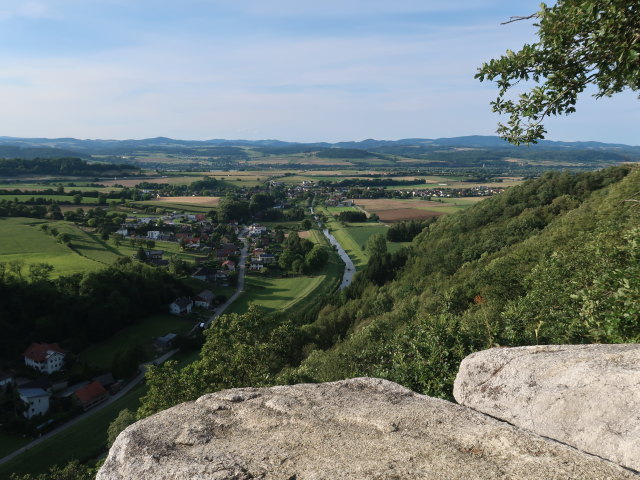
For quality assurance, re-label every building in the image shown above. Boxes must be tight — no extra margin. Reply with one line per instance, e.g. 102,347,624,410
154,333,178,350
169,297,193,316
222,260,236,271
23,343,65,374
74,381,108,410
259,253,276,264
0,371,13,392
19,387,50,418
191,266,217,282
193,290,215,308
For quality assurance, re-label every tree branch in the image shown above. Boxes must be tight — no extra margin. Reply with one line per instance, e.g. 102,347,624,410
501,13,539,25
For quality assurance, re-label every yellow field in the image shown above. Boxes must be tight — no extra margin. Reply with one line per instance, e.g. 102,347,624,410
152,196,220,206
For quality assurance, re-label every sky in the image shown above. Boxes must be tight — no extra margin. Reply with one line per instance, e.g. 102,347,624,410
0,0,637,144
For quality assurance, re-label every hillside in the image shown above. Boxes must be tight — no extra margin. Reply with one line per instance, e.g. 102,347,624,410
282,166,640,398
139,165,639,415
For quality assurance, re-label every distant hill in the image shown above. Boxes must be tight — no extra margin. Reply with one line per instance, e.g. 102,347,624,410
0,135,637,167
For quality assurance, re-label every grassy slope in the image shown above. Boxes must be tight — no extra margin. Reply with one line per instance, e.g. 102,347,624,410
0,218,104,276
79,314,195,369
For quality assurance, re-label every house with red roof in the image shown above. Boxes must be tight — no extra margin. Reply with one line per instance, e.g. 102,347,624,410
74,381,108,410
23,343,65,374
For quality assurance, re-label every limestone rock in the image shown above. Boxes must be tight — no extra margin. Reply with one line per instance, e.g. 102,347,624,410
98,378,635,480
454,344,640,472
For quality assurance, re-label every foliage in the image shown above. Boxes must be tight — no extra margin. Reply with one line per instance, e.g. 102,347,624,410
9,460,94,480
0,157,138,176
106,409,136,447
477,0,640,144
338,211,367,222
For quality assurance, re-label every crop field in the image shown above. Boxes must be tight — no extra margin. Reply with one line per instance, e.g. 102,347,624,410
0,183,121,193
100,176,201,187
352,198,446,222
145,196,220,206
80,314,194,369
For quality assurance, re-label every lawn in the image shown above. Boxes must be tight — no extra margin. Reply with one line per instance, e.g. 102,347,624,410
0,432,31,460
0,383,147,478
79,313,195,370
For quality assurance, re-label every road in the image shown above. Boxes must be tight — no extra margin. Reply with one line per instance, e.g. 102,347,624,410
203,231,249,329
0,348,178,466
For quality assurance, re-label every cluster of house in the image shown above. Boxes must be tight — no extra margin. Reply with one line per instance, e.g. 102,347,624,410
169,289,215,315
1,343,122,420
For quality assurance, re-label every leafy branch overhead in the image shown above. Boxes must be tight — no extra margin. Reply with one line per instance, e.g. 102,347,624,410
477,0,640,145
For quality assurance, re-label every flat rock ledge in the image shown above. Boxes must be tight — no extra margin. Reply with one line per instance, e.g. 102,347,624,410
98,377,635,480
454,344,640,472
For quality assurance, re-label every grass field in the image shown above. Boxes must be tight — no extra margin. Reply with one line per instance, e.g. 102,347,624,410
79,314,195,369
0,195,96,204
227,229,342,316
0,383,146,478
0,432,31,460
0,218,106,276
131,199,213,213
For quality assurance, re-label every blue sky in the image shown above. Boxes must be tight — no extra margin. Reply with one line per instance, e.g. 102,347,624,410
0,1,637,144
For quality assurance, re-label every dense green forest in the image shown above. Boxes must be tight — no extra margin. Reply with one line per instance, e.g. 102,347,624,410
0,158,139,176
139,165,639,415
0,261,185,361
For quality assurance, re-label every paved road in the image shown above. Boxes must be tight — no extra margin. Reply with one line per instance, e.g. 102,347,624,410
203,231,249,329
0,348,178,466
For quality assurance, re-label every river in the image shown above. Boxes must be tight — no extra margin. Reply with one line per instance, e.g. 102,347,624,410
310,207,355,289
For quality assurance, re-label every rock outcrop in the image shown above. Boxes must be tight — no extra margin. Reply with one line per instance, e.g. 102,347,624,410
98,377,635,480
454,344,640,472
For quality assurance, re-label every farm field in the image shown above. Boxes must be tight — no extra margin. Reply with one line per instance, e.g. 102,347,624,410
80,313,195,369
141,196,220,207
0,383,146,478
352,198,446,222
353,197,485,221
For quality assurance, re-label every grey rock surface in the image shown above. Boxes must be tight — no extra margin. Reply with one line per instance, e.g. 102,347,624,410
454,344,640,472
98,377,636,480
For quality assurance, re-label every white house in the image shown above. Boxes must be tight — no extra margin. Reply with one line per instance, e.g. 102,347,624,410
19,388,50,419
115,228,128,237
147,230,161,240
169,297,193,316
23,343,65,374
0,371,13,392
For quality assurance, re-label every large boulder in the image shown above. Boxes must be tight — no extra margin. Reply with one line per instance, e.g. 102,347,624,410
98,378,635,480
454,344,640,472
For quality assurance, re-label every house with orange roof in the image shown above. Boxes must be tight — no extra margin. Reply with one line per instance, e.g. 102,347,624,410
23,343,65,374
74,381,108,410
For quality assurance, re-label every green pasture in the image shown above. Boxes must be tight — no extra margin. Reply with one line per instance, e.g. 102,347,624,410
80,314,194,369
0,194,97,204
325,206,360,214
0,218,104,276
0,383,146,478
